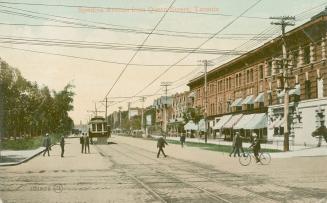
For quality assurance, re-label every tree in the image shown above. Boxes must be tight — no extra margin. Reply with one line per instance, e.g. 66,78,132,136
183,107,203,124
0,61,75,138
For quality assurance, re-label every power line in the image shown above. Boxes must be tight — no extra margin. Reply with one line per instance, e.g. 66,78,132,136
0,35,248,55
0,4,273,40
131,0,264,98
0,45,201,67
103,0,177,100
0,22,277,40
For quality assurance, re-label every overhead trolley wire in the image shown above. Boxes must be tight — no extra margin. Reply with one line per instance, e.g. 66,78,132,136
102,0,177,100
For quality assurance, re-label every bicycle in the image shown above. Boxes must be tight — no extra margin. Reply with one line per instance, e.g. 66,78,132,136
239,147,271,166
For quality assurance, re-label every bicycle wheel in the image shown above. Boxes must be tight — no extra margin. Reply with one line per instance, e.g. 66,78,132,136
239,152,251,166
259,152,271,165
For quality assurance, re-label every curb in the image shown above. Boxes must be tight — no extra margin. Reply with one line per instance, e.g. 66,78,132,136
0,148,45,167
0,142,59,167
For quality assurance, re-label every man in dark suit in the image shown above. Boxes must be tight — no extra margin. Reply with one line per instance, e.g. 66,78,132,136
60,136,65,158
80,133,84,153
157,136,168,158
43,133,51,156
84,135,90,153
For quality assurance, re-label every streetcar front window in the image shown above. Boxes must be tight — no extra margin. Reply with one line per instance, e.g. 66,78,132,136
97,123,103,132
92,124,96,131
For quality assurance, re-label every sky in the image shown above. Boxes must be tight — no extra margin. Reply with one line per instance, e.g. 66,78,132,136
0,0,326,124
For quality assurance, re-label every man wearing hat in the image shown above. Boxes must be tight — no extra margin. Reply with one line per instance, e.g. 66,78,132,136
60,135,65,157
43,133,51,156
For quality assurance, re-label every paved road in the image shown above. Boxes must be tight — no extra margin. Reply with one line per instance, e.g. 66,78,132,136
0,136,326,203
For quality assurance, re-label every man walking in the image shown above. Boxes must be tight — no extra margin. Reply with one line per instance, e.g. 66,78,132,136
157,136,168,158
229,133,238,157
80,133,85,153
180,134,186,148
43,133,51,156
236,132,246,157
60,136,65,158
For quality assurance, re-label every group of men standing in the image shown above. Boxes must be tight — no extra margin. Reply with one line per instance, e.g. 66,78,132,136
80,133,90,153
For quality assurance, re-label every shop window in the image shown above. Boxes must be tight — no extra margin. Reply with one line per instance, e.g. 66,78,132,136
305,80,311,99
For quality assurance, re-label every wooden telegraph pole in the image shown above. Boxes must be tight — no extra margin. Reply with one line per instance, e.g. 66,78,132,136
271,16,295,151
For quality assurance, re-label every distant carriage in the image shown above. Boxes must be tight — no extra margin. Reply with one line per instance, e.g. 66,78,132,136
88,116,110,144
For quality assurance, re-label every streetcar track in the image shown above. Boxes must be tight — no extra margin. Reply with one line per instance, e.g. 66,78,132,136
117,141,327,202
109,141,282,202
95,144,232,203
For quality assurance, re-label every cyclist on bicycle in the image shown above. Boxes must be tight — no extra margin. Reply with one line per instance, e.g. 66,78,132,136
250,132,261,163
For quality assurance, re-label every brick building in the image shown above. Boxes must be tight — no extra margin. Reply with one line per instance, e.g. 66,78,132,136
153,96,173,133
167,91,190,136
188,10,327,146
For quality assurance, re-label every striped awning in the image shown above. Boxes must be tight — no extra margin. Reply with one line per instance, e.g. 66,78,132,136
254,92,264,103
244,113,267,129
234,114,256,129
231,98,243,107
213,115,232,130
242,95,254,105
223,114,243,129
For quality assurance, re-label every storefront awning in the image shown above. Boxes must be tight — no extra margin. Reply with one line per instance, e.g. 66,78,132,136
244,113,267,129
213,115,232,130
184,120,198,131
231,98,243,107
254,92,264,103
289,84,301,96
242,95,254,105
223,114,243,128
234,114,256,129
198,119,206,131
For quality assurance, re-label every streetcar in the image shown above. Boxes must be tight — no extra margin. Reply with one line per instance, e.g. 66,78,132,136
88,116,110,144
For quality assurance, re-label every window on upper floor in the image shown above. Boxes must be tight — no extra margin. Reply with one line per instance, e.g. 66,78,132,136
259,65,264,80
303,45,310,65
305,80,311,99
235,74,239,87
246,69,250,83
250,69,254,82
292,50,299,67
267,61,272,77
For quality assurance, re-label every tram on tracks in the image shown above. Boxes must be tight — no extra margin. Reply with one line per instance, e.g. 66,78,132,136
88,116,110,144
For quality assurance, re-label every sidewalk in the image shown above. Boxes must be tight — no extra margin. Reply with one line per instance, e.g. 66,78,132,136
0,147,45,166
150,134,327,158
0,137,110,170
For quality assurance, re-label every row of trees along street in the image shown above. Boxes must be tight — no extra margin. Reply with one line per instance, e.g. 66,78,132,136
0,61,75,140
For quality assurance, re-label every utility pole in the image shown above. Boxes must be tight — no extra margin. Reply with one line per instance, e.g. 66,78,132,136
160,82,172,135
271,16,295,152
105,97,108,124
118,106,122,130
140,97,146,132
199,60,211,143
